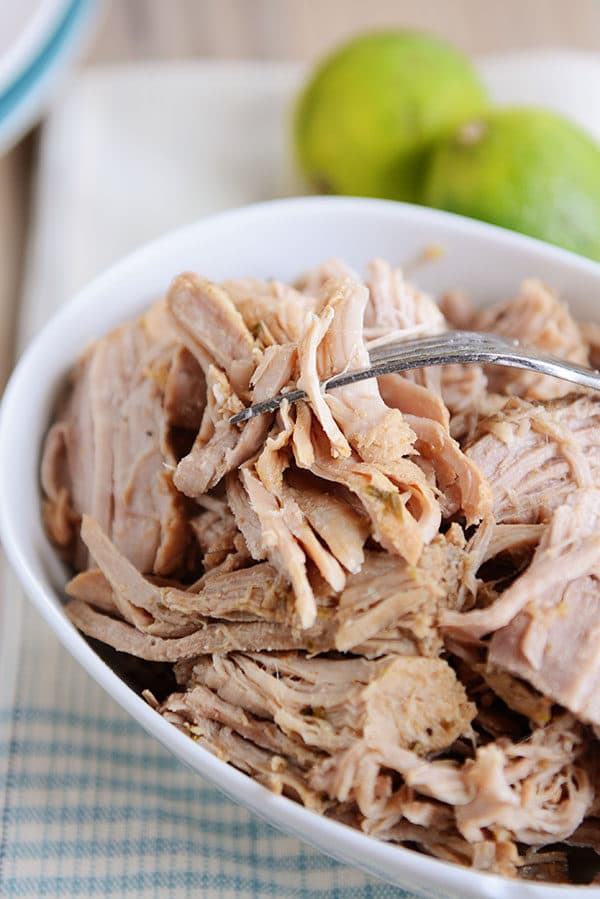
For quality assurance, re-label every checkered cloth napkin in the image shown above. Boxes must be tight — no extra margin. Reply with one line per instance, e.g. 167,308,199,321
3,53,600,899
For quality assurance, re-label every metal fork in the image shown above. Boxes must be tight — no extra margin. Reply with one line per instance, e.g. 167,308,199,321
229,330,600,424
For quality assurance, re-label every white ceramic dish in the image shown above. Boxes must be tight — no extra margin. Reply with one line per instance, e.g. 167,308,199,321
2,197,600,899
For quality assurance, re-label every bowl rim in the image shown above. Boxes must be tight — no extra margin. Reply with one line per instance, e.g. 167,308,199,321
2,195,600,898
0,0,71,92
0,0,99,154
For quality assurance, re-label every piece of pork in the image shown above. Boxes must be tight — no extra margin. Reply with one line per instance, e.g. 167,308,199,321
345,533,465,656
66,595,328,661
307,276,418,463
296,422,428,565
404,415,492,524
457,519,545,606
166,273,257,391
173,365,245,497
254,417,347,595
283,470,370,574
189,506,238,568
40,347,101,568
297,302,352,459
298,266,447,475
296,275,443,544
294,258,361,300
291,275,442,557
225,470,265,560
239,401,326,625
76,515,291,629
354,625,442,659
441,364,488,417
241,465,318,629
308,662,474,822
439,289,476,330
67,554,453,659
378,374,449,428
163,345,206,432
470,279,589,400
174,344,296,499
69,514,463,658
41,309,189,576
298,259,447,442
223,278,316,345
443,489,600,642
490,574,600,725
365,257,445,339
369,802,521,877
158,690,330,813
65,568,121,614
466,395,600,524
41,421,78,551
333,526,465,653
406,715,593,847
234,446,354,623
441,363,489,441
111,354,188,576
163,679,323,771
485,492,600,727
243,402,461,633
318,750,457,844
186,652,475,758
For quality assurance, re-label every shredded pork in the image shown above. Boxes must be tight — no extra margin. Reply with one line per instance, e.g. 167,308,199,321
41,258,600,884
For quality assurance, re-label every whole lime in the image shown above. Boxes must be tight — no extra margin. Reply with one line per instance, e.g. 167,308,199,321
421,108,600,261
294,31,488,201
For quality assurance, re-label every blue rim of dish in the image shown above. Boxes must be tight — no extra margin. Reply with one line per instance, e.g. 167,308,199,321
0,0,92,122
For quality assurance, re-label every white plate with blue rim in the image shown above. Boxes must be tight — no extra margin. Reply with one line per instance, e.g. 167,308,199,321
0,0,101,153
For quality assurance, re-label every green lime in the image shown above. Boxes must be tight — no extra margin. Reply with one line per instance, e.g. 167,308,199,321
421,108,600,261
294,31,488,201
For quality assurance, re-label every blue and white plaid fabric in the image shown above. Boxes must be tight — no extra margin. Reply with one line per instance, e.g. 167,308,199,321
0,65,420,898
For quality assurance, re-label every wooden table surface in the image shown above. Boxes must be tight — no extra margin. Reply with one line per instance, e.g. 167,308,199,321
2,0,600,389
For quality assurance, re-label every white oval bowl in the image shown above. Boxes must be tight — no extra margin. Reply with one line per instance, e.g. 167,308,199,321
2,197,600,899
